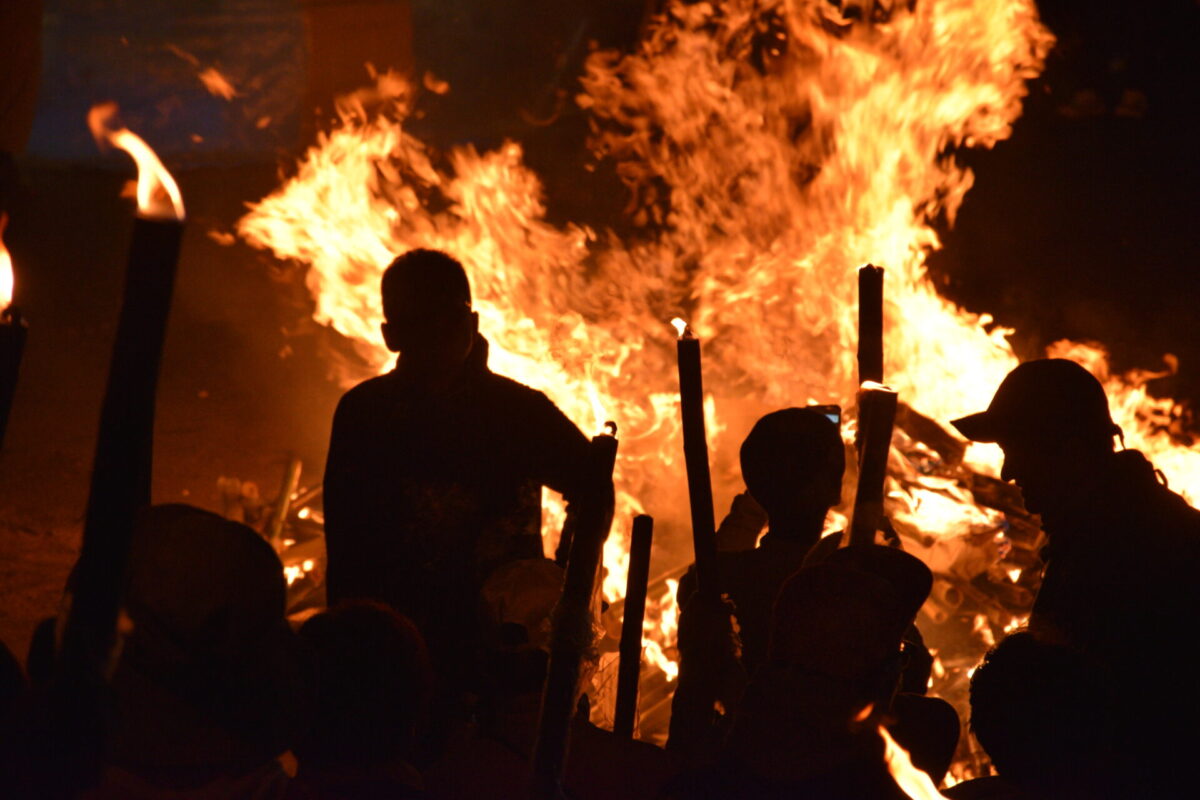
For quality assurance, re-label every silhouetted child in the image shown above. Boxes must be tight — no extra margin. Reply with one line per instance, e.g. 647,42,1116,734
290,601,432,799
946,632,1118,800
323,249,593,697
668,407,845,755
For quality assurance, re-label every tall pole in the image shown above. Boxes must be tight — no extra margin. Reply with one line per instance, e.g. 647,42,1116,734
614,514,654,739
848,383,898,547
675,321,719,601
858,265,884,385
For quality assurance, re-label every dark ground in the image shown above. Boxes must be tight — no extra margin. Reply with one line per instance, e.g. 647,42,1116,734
1,0,1198,668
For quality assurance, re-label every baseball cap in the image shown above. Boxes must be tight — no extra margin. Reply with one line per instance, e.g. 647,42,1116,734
951,359,1119,444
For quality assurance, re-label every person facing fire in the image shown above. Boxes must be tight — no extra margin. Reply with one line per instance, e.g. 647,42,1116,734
322,249,593,696
952,357,1200,797
668,406,846,757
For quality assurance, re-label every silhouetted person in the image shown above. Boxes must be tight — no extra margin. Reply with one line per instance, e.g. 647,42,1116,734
291,601,432,799
323,249,592,692
666,545,935,799
947,632,1117,800
953,358,1200,796
83,504,300,800
668,407,845,756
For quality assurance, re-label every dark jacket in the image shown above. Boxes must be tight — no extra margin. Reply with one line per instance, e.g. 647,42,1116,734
1029,449,1200,797
323,336,590,677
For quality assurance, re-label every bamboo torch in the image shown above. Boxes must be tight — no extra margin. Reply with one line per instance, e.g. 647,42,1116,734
847,382,898,547
673,318,719,602
858,264,884,385
531,425,617,800
613,514,654,739
0,212,26,450
57,104,187,691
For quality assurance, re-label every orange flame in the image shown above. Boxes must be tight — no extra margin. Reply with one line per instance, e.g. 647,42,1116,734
87,102,186,221
237,0,1200,727
881,724,950,800
0,213,13,310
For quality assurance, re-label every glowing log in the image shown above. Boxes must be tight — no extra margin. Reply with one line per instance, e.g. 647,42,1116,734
57,107,186,738
848,382,899,547
532,430,617,799
265,454,304,549
614,513,654,739
673,318,718,601
0,212,26,450
858,264,884,386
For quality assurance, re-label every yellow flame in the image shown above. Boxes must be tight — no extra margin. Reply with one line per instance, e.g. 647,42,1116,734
87,102,186,221
881,724,951,800
0,213,13,310
237,0,1200,716
670,317,688,338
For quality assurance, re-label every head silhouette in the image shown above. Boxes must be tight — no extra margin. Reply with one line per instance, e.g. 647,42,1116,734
295,601,432,772
740,407,844,541
381,249,478,375
970,632,1116,794
952,359,1120,517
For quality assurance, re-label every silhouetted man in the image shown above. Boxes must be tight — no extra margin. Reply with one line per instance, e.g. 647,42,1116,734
953,358,1200,796
323,249,591,688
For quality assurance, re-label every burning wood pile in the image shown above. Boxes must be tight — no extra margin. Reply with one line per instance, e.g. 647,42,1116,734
230,0,1200,785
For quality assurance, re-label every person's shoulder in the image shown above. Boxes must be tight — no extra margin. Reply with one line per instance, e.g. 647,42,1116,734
480,370,581,425
337,372,400,408
481,370,553,404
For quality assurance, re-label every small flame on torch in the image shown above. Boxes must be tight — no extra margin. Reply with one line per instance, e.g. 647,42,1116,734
87,102,186,221
0,213,13,310
670,317,691,339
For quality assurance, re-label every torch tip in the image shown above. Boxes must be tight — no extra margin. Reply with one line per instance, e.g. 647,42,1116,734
670,317,691,339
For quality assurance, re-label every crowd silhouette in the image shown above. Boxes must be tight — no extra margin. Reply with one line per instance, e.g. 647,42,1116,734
2,248,1198,799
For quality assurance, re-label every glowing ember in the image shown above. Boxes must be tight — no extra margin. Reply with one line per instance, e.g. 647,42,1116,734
0,213,13,310
87,102,186,221
197,66,238,100
881,724,951,800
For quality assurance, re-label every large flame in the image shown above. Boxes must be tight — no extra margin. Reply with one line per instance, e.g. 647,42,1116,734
238,0,1200,739
0,213,13,310
87,102,186,221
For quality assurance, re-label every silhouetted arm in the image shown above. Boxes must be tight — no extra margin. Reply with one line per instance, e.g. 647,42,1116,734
322,387,387,604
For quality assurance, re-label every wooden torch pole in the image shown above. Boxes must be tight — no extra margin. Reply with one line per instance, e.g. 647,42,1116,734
613,514,654,739
675,320,719,602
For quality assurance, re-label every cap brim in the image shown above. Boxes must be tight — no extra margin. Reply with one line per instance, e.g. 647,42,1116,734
950,411,1001,443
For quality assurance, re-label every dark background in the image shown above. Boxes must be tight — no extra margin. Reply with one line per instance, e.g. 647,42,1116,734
0,0,1197,660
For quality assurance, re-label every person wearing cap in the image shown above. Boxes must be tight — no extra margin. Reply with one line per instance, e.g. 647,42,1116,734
953,358,1200,796
322,249,593,700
